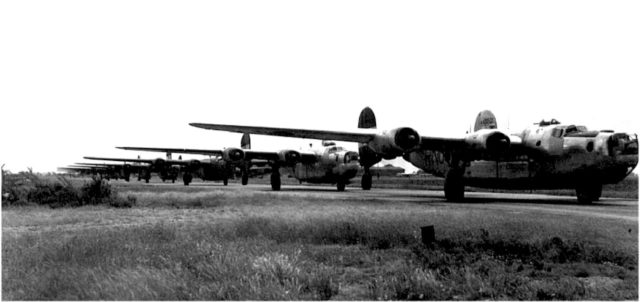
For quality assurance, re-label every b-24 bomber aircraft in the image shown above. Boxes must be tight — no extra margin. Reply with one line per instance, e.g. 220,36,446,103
189,107,638,204
116,134,264,186
117,134,361,191
84,149,245,185
58,163,137,181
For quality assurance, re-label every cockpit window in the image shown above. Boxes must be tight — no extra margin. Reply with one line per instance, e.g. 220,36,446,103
327,146,343,153
551,128,564,138
565,125,578,135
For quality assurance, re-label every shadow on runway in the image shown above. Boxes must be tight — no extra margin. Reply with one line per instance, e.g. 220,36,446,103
255,186,355,193
419,192,631,208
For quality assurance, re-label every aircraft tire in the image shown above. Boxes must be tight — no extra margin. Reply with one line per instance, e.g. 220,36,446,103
242,173,248,185
183,173,193,186
361,173,372,190
223,178,228,186
576,182,601,204
271,173,281,191
337,182,346,191
444,169,465,202
145,177,149,183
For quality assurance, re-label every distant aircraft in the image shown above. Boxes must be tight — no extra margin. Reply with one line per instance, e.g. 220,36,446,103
116,134,264,186
118,134,361,191
189,107,638,203
58,163,140,181
83,149,244,185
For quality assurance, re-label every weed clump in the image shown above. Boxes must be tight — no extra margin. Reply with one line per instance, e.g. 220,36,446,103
2,170,128,208
80,176,113,205
109,195,137,208
2,168,43,205
27,177,80,207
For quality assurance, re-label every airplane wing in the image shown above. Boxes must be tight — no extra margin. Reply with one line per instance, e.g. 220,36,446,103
75,162,133,167
84,156,154,164
117,146,224,156
190,123,376,143
83,156,189,166
59,167,95,171
419,136,466,151
116,146,289,165
243,150,318,163
420,135,528,157
190,122,473,150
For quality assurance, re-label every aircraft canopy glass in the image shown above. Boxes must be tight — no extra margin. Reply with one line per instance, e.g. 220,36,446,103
327,146,345,153
551,125,589,138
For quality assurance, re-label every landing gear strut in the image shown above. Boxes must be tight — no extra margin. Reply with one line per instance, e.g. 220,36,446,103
361,166,372,190
444,168,465,202
241,169,249,185
183,173,193,186
270,169,281,191
270,165,281,191
140,169,150,183
576,181,602,204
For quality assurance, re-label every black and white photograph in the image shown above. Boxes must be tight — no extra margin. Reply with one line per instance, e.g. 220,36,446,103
1,0,638,300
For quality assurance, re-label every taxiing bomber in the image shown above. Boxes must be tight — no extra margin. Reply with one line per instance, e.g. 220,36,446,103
190,107,638,203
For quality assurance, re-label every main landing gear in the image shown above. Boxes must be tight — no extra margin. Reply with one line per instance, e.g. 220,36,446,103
138,169,151,183
575,181,602,204
241,170,249,186
270,168,281,191
444,168,465,202
183,173,193,186
361,166,372,190
337,181,346,192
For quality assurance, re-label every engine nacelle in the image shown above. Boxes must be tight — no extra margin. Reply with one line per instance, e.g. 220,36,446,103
153,158,166,167
464,129,511,157
278,150,301,165
222,148,245,162
368,127,421,160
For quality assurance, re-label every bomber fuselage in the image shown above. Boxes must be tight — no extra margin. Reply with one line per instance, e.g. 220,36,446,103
280,145,360,185
405,122,638,190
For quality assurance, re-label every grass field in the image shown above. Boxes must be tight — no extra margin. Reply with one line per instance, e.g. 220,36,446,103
2,176,638,300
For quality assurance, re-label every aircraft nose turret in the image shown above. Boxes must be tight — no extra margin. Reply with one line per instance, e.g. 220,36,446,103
607,133,638,157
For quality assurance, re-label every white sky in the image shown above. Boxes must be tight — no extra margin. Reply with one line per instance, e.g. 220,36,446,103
1,0,638,173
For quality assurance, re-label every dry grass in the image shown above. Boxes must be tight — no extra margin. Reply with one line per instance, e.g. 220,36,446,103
2,179,637,300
